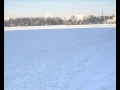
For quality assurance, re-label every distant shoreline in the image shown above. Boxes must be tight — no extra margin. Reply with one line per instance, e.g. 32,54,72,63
4,24,116,31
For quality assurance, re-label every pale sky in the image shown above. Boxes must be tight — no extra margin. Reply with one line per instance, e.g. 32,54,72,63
4,0,116,18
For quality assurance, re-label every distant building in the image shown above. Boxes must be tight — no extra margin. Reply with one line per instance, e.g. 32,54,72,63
113,14,116,21
73,15,84,21
4,16,10,21
72,15,92,21
45,12,53,19
11,17,17,20
106,14,116,24
63,16,70,21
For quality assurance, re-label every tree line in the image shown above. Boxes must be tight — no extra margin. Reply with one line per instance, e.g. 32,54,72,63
4,16,113,27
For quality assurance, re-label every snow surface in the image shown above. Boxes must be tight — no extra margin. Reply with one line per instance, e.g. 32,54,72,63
4,24,116,31
4,27,116,90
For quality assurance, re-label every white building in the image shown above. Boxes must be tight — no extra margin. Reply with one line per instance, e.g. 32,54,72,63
73,15,92,21
4,16,10,21
106,14,116,24
45,12,53,19
63,16,70,21
11,17,17,20
113,14,116,21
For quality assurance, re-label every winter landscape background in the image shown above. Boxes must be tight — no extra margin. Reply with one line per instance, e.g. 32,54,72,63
4,24,116,90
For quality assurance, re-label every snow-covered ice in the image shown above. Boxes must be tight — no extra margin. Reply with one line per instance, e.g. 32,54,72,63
4,27,116,90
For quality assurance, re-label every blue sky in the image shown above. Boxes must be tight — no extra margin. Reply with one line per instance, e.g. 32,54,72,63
4,0,116,18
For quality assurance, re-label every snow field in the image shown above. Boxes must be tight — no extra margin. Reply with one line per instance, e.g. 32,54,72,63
4,24,116,31
4,28,116,90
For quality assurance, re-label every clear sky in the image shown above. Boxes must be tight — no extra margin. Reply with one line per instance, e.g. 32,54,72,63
4,0,116,18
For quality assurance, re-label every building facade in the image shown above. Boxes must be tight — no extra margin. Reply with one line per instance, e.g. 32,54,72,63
106,15,116,24
45,12,53,19
4,16,10,21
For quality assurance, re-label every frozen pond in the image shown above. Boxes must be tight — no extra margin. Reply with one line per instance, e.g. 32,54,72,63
4,28,116,90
